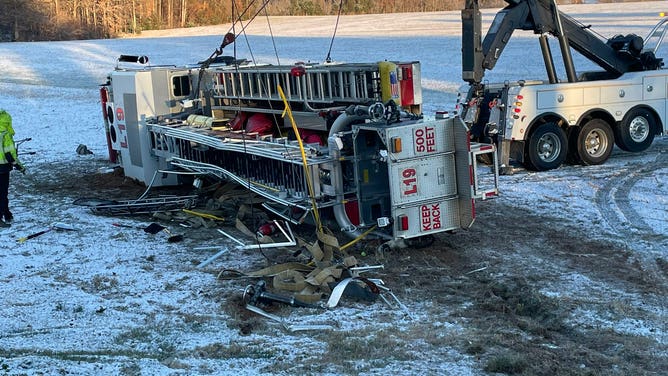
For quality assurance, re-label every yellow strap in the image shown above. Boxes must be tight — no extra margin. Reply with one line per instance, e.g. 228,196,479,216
244,262,315,277
277,85,323,234
343,256,358,267
340,225,378,251
316,230,339,260
305,266,341,288
183,209,226,221
294,288,323,304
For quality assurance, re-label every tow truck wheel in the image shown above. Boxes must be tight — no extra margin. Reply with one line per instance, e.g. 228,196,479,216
525,122,568,171
574,119,614,165
616,108,656,152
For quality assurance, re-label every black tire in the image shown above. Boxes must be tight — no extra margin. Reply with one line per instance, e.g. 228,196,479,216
525,122,568,171
574,119,614,165
616,108,656,152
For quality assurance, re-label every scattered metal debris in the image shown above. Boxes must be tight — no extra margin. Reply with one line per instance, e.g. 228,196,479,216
72,177,409,327
74,195,198,215
17,222,80,243
196,220,297,268
244,304,334,332
243,280,322,309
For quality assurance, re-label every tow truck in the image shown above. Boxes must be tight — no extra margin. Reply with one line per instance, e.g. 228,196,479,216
99,49,499,243
460,0,668,171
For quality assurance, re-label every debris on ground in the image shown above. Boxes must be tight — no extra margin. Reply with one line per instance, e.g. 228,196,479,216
72,176,408,327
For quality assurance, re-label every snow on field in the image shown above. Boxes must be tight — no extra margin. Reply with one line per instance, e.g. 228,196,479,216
0,1,666,375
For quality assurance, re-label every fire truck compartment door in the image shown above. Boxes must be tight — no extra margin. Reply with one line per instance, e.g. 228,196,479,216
388,154,457,206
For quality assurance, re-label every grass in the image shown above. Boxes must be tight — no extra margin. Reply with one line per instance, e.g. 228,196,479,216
475,277,568,336
193,342,275,360
0,347,156,363
484,354,527,374
90,274,119,292
114,327,152,344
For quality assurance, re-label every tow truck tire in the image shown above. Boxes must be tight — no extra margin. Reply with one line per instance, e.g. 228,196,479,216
525,122,568,171
616,108,656,152
574,119,614,165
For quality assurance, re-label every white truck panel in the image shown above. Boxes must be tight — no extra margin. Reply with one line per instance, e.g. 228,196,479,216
600,84,642,105
110,70,180,186
583,87,600,106
387,154,457,206
393,198,461,238
537,88,584,109
505,71,668,141
643,75,667,101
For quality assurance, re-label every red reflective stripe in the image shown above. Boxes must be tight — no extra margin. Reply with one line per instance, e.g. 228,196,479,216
100,87,108,119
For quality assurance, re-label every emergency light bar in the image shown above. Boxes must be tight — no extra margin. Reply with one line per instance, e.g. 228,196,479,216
118,55,149,64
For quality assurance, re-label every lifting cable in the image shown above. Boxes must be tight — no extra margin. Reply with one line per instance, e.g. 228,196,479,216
229,0,303,260
233,0,312,249
199,0,340,253
195,0,271,97
226,0,280,261
263,5,282,67
324,0,345,63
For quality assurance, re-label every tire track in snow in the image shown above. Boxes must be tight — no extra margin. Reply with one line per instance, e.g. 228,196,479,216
594,146,668,257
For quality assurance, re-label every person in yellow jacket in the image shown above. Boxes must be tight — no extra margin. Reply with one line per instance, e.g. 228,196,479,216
0,109,24,227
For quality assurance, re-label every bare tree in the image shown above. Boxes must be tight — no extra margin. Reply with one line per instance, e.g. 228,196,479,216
1,0,517,41
181,0,187,27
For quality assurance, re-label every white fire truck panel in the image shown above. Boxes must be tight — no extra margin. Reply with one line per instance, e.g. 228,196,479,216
385,120,455,160
388,154,457,206
393,197,461,238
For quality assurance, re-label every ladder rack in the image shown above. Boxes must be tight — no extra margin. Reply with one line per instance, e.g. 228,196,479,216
148,121,337,210
207,63,383,110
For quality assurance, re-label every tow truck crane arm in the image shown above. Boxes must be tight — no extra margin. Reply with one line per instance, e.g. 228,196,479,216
462,0,662,86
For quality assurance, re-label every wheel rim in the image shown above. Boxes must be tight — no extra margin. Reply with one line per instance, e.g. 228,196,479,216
629,116,650,143
537,132,561,163
584,128,608,158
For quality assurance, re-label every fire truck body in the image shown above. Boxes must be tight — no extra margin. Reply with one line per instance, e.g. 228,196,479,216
100,60,498,241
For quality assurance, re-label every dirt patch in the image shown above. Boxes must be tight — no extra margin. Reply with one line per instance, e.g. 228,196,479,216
9,156,667,375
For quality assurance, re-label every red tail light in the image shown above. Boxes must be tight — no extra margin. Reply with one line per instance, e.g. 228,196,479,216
398,215,409,231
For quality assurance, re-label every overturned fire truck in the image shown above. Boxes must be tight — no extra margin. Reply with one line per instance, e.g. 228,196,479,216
99,52,499,242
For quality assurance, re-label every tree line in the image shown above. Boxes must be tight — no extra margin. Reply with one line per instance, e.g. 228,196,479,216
0,0,621,42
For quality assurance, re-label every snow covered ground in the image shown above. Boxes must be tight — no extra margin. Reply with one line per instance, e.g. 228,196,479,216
0,2,666,375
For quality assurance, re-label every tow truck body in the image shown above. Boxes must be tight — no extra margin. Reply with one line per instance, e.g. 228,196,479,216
460,0,668,171
100,57,499,241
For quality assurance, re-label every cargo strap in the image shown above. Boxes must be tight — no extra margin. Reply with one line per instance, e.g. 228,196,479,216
183,208,226,221
218,262,314,280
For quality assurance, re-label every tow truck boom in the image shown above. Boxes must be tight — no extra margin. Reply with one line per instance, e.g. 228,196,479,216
459,0,668,172
462,0,662,86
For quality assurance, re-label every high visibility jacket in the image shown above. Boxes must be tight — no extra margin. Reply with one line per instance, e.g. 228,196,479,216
0,110,19,168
